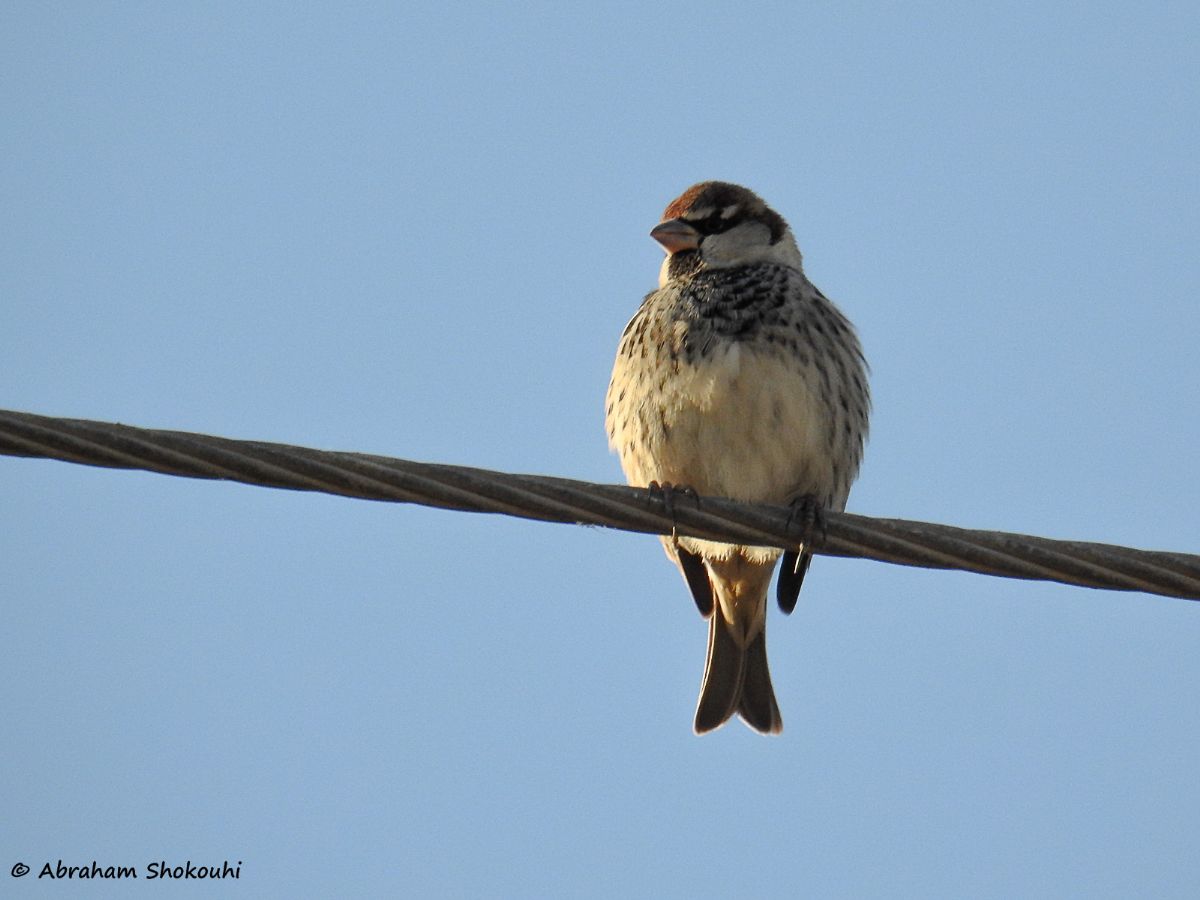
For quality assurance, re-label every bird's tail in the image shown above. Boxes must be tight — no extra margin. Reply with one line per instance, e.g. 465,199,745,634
692,559,782,735
694,611,782,734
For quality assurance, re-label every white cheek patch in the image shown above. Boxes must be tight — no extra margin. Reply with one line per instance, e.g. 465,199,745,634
719,204,740,219
700,221,771,266
701,224,804,270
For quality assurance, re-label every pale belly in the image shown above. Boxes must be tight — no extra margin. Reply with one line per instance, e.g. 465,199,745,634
608,341,838,562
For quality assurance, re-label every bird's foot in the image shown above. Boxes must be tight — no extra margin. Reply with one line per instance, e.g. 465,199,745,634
648,480,700,545
776,495,826,614
785,493,827,555
649,481,712,618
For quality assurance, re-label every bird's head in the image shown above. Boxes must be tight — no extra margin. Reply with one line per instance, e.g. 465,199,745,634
651,181,803,286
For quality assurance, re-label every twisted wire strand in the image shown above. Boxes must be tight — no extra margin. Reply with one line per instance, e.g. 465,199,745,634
2,408,1198,601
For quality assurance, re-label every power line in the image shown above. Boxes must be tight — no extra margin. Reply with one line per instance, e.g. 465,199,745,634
2,408,1198,601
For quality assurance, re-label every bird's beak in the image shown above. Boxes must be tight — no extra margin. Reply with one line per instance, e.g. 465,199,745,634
650,218,701,253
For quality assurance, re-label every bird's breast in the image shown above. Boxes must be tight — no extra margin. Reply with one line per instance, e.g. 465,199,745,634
608,325,833,505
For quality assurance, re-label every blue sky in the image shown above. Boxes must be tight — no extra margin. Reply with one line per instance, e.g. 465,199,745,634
3,2,1198,897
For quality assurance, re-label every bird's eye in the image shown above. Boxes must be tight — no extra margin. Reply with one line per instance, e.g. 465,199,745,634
689,207,741,235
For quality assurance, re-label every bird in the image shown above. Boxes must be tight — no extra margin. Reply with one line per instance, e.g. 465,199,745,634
605,181,870,734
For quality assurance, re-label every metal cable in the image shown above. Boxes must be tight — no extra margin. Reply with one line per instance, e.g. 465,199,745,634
2,408,1198,601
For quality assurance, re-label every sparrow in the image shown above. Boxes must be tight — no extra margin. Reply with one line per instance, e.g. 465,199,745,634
605,181,869,734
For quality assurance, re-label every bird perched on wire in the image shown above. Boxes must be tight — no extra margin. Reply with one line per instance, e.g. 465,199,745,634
606,181,869,734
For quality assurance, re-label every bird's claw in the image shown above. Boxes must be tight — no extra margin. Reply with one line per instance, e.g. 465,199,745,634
776,495,826,615
785,494,827,556
648,480,700,545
